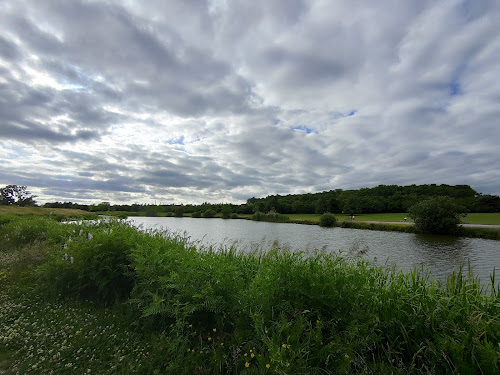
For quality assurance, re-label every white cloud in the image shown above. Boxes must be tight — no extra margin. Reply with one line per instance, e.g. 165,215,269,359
1,0,499,204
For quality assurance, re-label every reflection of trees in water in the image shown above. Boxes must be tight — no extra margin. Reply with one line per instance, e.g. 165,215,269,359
348,236,370,257
411,234,469,281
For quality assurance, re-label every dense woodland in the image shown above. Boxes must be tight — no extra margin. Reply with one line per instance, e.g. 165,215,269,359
43,184,500,215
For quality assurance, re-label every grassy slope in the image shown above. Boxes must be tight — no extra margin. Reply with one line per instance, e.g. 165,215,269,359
0,206,91,217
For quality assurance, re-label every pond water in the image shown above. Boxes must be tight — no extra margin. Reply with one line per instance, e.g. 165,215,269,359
128,217,500,286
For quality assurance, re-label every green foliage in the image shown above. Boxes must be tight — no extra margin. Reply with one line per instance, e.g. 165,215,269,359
1,216,499,374
174,206,184,217
251,211,289,223
36,220,144,302
0,185,37,206
0,214,17,227
0,287,154,374
319,213,337,227
409,196,468,234
221,206,232,219
202,209,217,218
0,216,70,252
191,211,202,218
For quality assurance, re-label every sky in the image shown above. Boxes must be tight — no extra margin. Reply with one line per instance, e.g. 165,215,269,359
1,0,499,205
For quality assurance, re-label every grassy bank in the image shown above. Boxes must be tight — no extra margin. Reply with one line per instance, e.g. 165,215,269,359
1,216,499,374
0,206,97,220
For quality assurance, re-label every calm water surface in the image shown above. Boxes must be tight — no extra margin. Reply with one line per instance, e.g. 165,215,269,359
129,217,500,285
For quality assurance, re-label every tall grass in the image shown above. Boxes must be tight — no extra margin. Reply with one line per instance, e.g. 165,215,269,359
1,216,499,374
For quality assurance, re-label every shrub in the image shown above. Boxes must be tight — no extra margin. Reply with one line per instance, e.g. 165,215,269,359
37,220,143,302
202,209,216,218
191,211,202,218
319,213,337,227
0,216,70,251
409,196,467,234
174,207,184,217
252,212,289,223
221,206,232,219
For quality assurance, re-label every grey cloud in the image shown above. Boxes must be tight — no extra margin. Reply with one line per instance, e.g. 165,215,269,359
0,36,21,60
1,1,500,204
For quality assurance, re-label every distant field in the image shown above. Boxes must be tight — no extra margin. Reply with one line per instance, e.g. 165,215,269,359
0,206,91,217
287,213,411,223
2,207,500,225
289,213,500,225
462,213,500,225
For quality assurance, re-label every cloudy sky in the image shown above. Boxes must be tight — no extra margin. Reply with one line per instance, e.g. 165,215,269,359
1,0,499,205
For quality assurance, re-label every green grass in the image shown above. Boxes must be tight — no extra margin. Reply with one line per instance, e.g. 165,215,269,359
0,205,95,219
290,213,500,225
1,216,499,374
462,213,500,225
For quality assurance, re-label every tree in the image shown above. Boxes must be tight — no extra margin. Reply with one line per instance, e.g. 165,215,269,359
174,206,185,217
340,195,361,217
409,196,467,235
202,209,217,218
221,206,232,219
0,185,37,206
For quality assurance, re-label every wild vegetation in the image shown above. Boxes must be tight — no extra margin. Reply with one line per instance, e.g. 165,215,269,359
1,216,499,374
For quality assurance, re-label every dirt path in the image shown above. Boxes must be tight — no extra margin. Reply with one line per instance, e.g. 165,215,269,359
358,221,500,229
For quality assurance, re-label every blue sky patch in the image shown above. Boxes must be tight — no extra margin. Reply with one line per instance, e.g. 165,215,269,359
292,125,317,134
449,80,461,96
167,135,185,145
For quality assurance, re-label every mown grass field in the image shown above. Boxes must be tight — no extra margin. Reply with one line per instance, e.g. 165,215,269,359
288,213,500,225
1,216,499,374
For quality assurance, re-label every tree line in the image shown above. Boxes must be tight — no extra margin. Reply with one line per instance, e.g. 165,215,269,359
247,184,500,214
38,184,500,214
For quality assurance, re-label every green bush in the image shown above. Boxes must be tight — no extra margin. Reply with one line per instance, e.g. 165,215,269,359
191,211,202,218
221,206,232,219
409,196,467,234
37,220,143,302
319,213,337,227
0,216,70,251
202,209,216,218
252,212,289,223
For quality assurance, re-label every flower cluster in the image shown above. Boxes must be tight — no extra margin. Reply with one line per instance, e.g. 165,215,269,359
0,288,152,374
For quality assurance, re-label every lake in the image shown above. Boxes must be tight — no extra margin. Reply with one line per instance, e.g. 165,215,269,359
128,217,500,286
